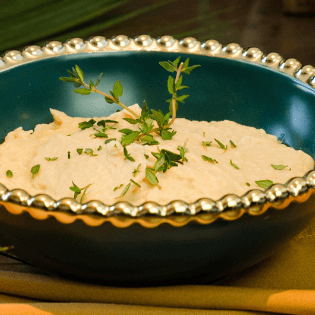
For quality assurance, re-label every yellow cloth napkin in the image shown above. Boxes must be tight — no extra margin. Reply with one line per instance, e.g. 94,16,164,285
1,216,315,314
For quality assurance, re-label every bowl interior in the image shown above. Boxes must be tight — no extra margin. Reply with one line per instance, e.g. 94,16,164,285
1,51,315,157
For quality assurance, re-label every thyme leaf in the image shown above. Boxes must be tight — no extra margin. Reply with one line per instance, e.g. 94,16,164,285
132,164,141,177
230,160,240,169
78,119,96,130
115,183,131,198
6,170,13,178
130,178,141,188
177,145,188,162
105,138,116,144
214,139,227,151
69,181,92,202
31,164,40,178
271,164,288,170
123,146,135,162
85,148,97,156
45,157,58,161
230,140,237,148
145,167,159,185
202,141,212,147
202,155,218,163
255,180,273,189
114,184,123,191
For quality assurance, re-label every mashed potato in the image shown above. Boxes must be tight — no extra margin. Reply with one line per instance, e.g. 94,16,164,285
0,104,313,205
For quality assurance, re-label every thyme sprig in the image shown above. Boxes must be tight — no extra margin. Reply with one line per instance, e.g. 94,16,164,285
60,66,140,119
60,58,200,146
70,181,92,202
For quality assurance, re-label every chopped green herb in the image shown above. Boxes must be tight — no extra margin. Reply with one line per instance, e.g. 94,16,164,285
230,160,240,169
76,149,83,155
80,184,91,202
132,164,141,177
202,141,212,147
246,182,250,186
161,129,177,140
6,170,13,178
97,146,102,151
152,149,182,173
141,134,160,146
31,164,40,178
214,139,227,150
130,178,141,188
115,183,131,199
85,148,97,156
68,151,71,159
105,138,116,144
144,154,149,159
255,180,273,189
121,183,131,196
93,131,108,138
78,119,96,130
202,155,218,163
114,184,123,191
230,140,236,148
75,64,84,82
177,145,188,162
74,88,92,95
45,157,58,161
289,168,291,171
69,181,92,202
120,130,141,146
97,119,118,127
203,132,206,137
145,167,159,185
271,164,288,170
123,146,135,162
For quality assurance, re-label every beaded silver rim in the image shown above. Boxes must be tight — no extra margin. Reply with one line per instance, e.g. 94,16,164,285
1,35,315,87
0,35,315,222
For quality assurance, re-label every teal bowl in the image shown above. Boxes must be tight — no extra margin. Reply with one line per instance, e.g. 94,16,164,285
0,36,315,285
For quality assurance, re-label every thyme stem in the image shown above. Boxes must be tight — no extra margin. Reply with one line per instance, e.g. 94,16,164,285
164,62,184,129
80,80,140,119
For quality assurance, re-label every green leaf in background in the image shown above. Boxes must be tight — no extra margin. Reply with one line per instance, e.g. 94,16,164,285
0,0,179,55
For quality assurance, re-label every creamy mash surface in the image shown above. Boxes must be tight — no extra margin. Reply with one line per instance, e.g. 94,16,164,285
0,104,313,205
